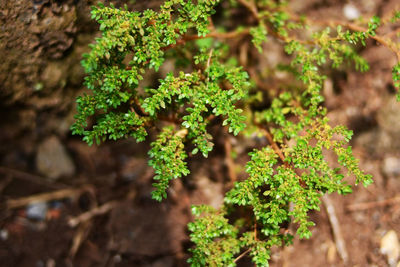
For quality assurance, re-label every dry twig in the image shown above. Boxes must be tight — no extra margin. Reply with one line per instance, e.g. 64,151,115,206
234,248,251,263
68,201,118,228
347,195,400,211
237,0,259,20
68,189,137,227
6,185,94,209
0,166,66,189
322,194,349,264
0,174,12,194
69,220,92,258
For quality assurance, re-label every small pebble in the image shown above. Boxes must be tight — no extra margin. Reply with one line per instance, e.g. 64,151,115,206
46,259,56,267
113,254,122,263
36,136,75,180
26,202,48,221
383,157,400,176
343,4,360,20
0,229,8,240
381,230,400,266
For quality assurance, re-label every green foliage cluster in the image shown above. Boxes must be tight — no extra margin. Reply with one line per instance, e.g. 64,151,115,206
72,0,400,265
149,126,189,201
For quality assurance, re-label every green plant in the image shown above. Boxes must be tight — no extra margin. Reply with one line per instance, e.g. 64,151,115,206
72,1,400,266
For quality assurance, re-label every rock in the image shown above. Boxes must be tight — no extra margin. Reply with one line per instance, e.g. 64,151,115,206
26,202,48,221
383,157,400,177
323,78,337,109
41,61,68,89
0,229,8,241
377,96,400,135
67,60,85,86
36,136,75,179
343,4,360,20
120,158,147,181
381,230,400,266
193,176,224,209
326,241,337,264
356,96,400,157
261,40,283,67
355,129,396,157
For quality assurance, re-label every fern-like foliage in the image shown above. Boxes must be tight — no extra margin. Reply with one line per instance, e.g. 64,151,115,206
72,0,400,265
148,126,189,201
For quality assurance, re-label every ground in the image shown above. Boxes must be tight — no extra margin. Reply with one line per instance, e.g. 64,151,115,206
1,0,400,266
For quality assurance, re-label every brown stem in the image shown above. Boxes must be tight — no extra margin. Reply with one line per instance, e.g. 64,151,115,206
124,29,250,71
237,0,260,20
238,2,400,60
255,123,307,187
254,221,258,241
133,98,147,116
256,125,287,166
347,195,400,211
316,19,400,60
0,166,67,190
234,248,251,263
161,29,251,52
284,10,400,61
68,201,118,227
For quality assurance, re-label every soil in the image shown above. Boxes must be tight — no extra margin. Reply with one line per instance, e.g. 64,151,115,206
1,0,400,266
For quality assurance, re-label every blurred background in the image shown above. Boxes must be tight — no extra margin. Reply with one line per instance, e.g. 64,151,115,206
1,0,400,266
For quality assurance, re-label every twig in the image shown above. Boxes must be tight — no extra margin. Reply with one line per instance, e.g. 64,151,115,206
285,10,400,61
68,201,118,228
254,221,257,241
237,0,259,20
191,29,251,41
6,185,93,209
322,19,400,61
248,68,272,92
0,174,13,194
69,220,92,258
162,29,251,52
347,195,400,211
234,248,251,263
125,29,250,70
258,127,287,165
256,124,307,188
206,48,214,69
322,194,349,264
0,166,66,189
237,0,297,44
239,41,249,67
68,190,136,227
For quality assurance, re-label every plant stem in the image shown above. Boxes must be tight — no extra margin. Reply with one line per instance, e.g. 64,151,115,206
233,248,251,263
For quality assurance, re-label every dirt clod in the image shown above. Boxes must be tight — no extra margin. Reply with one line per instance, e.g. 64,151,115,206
36,136,75,179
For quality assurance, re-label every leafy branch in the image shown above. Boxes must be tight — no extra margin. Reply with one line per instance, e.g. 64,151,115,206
72,1,400,266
